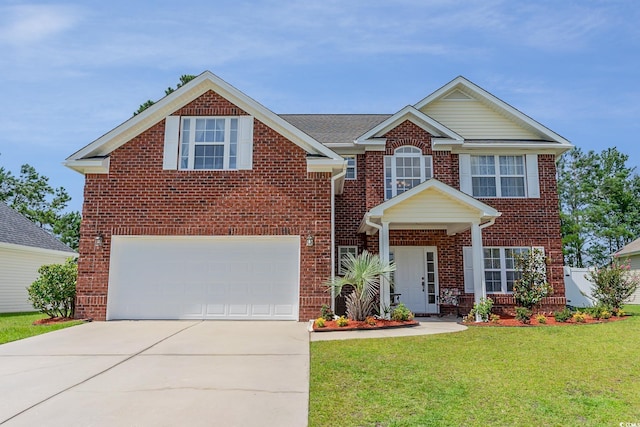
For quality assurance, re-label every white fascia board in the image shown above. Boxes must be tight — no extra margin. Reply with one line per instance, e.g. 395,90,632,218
414,76,572,146
431,137,464,151
0,241,77,257
66,71,341,164
452,143,572,157
306,157,346,173
63,157,110,175
355,105,462,144
367,178,501,218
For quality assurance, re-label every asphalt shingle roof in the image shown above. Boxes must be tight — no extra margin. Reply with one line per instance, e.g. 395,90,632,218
280,114,391,145
0,202,76,253
615,237,640,257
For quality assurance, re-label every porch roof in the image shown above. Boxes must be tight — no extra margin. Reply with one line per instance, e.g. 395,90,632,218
358,179,501,236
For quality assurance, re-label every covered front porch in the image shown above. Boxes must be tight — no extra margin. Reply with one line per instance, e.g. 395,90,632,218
358,179,501,319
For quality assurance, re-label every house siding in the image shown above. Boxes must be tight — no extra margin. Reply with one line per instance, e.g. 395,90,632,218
0,246,72,313
76,92,332,321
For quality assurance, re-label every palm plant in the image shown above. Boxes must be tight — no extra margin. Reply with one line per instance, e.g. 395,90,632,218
328,250,396,321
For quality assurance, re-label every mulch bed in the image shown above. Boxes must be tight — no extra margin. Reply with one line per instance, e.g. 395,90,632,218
464,315,628,327
33,317,78,325
313,319,419,332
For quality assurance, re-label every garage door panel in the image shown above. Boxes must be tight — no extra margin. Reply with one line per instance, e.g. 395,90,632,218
107,236,299,320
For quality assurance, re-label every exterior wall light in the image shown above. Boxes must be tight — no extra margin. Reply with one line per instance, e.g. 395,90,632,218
95,233,104,248
306,234,315,247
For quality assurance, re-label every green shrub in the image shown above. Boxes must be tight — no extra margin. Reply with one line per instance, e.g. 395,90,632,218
472,297,493,322
27,258,77,318
515,307,532,324
336,316,349,327
615,308,626,317
601,310,612,319
554,307,572,323
573,312,587,323
391,303,414,321
490,313,500,323
586,260,640,310
320,304,334,321
535,314,547,324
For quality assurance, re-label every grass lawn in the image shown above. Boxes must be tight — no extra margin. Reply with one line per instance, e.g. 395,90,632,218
310,305,640,427
0,312,84,345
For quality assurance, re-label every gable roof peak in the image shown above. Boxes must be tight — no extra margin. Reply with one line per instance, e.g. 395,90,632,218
65,71,340,173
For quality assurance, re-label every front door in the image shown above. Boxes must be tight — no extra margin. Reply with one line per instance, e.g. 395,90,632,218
391,246,439,314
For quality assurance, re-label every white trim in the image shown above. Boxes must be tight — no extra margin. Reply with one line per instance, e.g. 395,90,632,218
355,105,463,145
63,157,110,174
0,241,76,257
414,76,573,148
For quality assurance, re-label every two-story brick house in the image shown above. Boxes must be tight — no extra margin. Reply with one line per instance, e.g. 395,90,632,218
65,72,571,321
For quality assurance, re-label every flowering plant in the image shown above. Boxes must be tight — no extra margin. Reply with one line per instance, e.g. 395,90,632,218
586,259,639,310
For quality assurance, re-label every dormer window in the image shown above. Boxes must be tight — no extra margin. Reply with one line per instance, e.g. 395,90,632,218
384,146,433,199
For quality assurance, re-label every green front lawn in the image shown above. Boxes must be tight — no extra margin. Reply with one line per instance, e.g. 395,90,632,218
0,312,84,345
310,305,640,427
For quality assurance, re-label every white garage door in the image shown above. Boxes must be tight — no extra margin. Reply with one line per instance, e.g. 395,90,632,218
107,236,300,320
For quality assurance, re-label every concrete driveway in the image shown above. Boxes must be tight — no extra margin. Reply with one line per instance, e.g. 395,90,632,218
0,321,309,427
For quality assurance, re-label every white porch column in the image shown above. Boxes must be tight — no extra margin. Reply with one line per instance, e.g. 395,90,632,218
471,220,487,321
379,221,391,318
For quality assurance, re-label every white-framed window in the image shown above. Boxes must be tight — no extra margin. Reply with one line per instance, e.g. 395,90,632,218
345,156,357,180
384,146,433,199
483,247,529,293
180,117,239,170
338,246,358,275
471,155,526,197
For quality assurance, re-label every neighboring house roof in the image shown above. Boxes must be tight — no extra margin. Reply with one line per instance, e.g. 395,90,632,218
615,237,640,257
280,114,391,145
0,202,76,254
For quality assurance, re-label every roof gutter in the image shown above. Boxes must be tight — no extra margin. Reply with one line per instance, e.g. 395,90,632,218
330,168,347,312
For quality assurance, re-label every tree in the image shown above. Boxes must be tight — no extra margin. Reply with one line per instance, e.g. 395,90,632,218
133,74,196,116
512,248,552,310
558,147,640,267
0,160,80,250
327,251,395,321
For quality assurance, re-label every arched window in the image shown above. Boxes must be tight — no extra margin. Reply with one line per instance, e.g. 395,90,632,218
384,146,433,199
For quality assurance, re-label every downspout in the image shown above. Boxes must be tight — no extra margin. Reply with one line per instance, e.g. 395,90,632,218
474,217,496,322
330,168,346,312
479,218,496,231
364,215,387,317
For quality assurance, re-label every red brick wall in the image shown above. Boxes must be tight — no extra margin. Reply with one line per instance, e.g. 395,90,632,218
338,120,565,313
77,90,332,321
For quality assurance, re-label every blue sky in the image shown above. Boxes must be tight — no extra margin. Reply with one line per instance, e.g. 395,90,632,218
1,0,639,213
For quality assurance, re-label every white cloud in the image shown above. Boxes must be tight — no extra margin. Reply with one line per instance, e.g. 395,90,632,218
0,4,81,45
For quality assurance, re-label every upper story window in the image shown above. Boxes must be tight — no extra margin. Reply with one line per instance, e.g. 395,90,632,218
471,155,525,197
180,117,239,170
345,156,356,180
384,146,433,199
